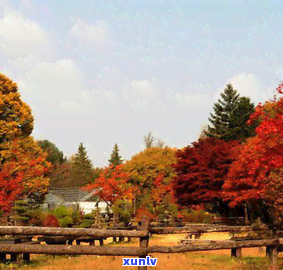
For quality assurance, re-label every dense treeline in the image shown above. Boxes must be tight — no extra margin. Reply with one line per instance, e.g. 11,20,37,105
1,72,283,226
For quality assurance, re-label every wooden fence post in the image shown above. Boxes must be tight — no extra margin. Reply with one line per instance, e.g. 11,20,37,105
231,247,242,258
268,245,278,269
10,253,19,262
138,217,150,270
0,252,6,263
266,245,271,257
23,253,30,262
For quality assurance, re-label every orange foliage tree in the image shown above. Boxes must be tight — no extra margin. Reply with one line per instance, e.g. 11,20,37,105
2,138,51,197
83,164,138,208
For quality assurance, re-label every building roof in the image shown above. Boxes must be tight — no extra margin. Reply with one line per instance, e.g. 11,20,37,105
45,188,98,204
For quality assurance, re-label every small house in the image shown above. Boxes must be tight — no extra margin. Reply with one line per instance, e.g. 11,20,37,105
42,187,108,214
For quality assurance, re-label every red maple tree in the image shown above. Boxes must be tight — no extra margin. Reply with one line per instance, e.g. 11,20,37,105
173,138,239,215
223,82,283,221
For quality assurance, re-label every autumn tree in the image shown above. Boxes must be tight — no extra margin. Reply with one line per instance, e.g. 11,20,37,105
151,174,178,221
123,146,177,190
0,161,24,214
0,73,34,165
84,164,137,208
69,142,96,187
108,143,123,166
37,139,72,188
223,82,283,223
173,138,239,216
0,74,51,206
48,161,71,188
1,137,52,205
123,146,177,214
205,83,255,142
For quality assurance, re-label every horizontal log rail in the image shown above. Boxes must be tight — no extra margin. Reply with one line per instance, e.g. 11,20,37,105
0,239,280,255
0,244,147,257
149,226,270,234
148,239,280,253
0,221,281,270
0,226,148,238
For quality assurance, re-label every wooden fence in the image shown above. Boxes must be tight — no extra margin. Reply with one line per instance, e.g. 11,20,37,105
0,222,282,270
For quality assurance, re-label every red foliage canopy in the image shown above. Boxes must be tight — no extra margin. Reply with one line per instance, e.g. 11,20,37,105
223,83,283,207
173,138,239,207
0,161,24,213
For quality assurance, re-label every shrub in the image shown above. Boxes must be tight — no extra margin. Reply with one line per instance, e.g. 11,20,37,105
43,214,59,227
71,210,84,225
135,207,156,222
59,216,73,227
180,209,213,223
28,209,46,226
12,200,32,225
54,206,69,219
156,203,178,223
111,200,133,225
79,213,94,228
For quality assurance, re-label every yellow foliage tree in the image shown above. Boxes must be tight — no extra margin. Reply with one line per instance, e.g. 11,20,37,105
123,146,177,188
0,74,34,159
123,146,178,216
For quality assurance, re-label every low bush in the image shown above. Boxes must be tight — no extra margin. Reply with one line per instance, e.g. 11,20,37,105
43,214,59,227
180,209,214,223
79,213,94,228
58,216,73,227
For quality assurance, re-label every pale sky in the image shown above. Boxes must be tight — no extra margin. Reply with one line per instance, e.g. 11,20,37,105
1,1,282,167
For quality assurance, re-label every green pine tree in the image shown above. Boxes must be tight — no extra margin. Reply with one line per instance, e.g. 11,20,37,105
108,143,123,166
69,142,95,187
226,96,256,141
205,83,255,142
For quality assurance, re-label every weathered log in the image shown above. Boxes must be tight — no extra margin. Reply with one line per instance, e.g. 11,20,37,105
0,244,147,257
180,239,228,245
0,226,147,238
149,226,269,234
148,239,280,253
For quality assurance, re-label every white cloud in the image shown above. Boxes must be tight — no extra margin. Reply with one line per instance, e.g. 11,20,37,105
213,73,266,104
17,59,85,108
172,91,211,109
0,10,54,58
69,20,113,50
122,79,161,103
230,73,265,101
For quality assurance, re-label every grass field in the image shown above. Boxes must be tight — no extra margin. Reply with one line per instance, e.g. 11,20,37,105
0,232,282,270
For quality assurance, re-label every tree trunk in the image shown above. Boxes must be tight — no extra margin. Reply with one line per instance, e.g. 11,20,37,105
244,203,249,225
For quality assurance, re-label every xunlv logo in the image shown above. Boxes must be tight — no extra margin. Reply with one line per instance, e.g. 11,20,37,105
122,256,158,266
